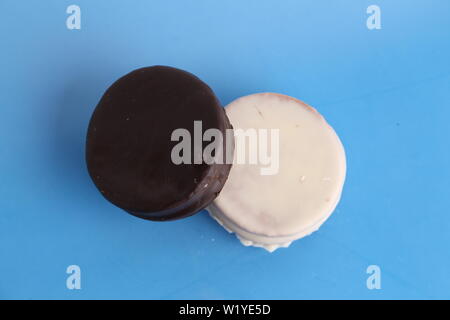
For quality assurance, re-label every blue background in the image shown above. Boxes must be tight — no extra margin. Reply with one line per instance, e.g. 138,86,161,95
1,0,449,300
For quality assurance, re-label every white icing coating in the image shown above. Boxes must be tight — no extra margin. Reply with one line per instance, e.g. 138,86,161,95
210,93,346,252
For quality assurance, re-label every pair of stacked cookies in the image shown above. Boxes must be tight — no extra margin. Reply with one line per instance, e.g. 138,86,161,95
86,66,346,252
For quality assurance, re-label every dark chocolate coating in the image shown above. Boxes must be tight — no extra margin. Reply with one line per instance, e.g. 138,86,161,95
86,66,233,221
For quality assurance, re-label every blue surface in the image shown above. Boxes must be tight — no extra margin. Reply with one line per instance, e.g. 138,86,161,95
1,0,449,300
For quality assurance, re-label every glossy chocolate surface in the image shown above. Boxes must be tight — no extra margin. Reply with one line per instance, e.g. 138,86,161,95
86,66,233,221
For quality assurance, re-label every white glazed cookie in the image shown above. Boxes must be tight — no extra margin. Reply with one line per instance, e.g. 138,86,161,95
207,93,346,252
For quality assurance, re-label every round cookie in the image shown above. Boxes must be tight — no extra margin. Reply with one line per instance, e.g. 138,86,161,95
86,66,233,221
208,93,346,251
